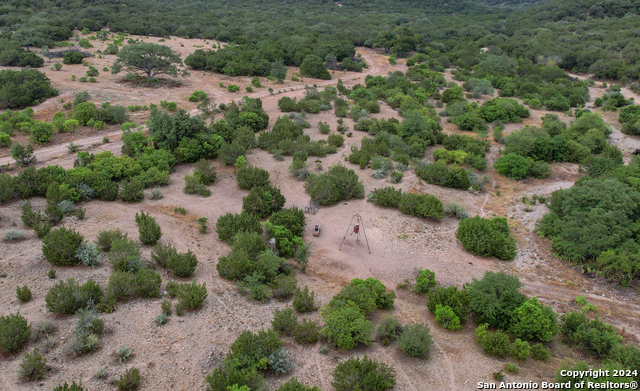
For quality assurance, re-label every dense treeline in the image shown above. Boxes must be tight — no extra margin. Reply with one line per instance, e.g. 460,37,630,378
3,0,640,84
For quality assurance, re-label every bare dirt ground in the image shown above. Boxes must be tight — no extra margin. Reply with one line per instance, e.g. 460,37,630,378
1,35,639,391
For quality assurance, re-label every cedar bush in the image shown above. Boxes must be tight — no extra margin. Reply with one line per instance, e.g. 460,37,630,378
434,305,462,331
16,285,32,302
151,242,177,267
108,238,144,273
135,211,162,245
272,307,298,336
293,285,317,313
510,297,558,342
320,304,373,350
398,192,444,219
0,312,31,354
166,250,198,277
278,377,320,391
456,216,517,260
427,286,470,324
42,227,84,266
466,271,525,330
242,184,286,218
119,179,144,203
369,186,402,207
293,319,320,344
268,207,306,238
531,343,550,360
413,268,436,293
331,355,395,391
398,323,432,358
305,165,364,206
512,338,530,360
194,159,217,185
45,278,103,314
19,348,47,381
377,315,403,341
237,164,270,190
216,212,262,243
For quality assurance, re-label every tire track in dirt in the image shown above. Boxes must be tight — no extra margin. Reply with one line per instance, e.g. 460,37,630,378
313,343,330,391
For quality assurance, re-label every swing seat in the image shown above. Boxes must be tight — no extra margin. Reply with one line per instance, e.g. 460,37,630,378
313,224,320,236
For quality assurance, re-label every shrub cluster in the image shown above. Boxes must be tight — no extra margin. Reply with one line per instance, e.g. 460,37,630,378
305,165,364,206
456,217,517,260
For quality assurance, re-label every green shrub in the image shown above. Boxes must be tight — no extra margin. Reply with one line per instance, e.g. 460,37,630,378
510,297,558,342
456,217,517,260
22,201,41,225
331,355,395,391
278,377,320,391
414,268,436,293
398,193,444,219
228,84,239,92
63,119,79,133
45,278,102,314
108,238,144,273
272,307,298,336
512,338,530,360
377,315,402,341
531,343,550,360
76,242,102,267
306,165,364,206
188,90,207,102
268,207,306,238
467,271,525,329
216,212,262,243
293,285,317,312
369,186,402,208
271,274,297,299
293,319,320,344
53,381,85,391
434,305,462,331
477,327,512,358
118,179,144,203
216,232,266,280
167,250,198,277
29,121,54,144
237,165,270,190
16,285,32,302
0,312,31,354
398,323,432,358
19,348,47,381
194,159,217,185
116,344,133,363
320,304,373,350
42,227,84,266
506,363,519,374
151,242,177,267
0,132,11,148
116,367,141,391
96,228,127,252
427,286,470,324
568,316,622,358
72,102,98,125
227,328,282,371
135,211,162,245
177,280,207,310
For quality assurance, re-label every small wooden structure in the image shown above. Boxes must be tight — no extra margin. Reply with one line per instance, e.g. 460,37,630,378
304,200,320,215
313,224,320,237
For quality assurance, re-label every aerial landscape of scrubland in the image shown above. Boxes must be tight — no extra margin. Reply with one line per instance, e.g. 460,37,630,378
1,0,640,390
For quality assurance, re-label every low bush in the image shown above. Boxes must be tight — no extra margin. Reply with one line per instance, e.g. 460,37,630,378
278,378,321,391
332,355,396,391
108,238,144,273
151,242,177,267
0,312,31,354
427,286,469,324
194,159,217,185
476,325,512,358
398,192,444,220
398,323,432,358
512,338,530,360
293,319,320,344
272,307,298,336
531,343,550,360
42,227,84,266
305,165,364,206
456,217,517,260
167,250,198,277
118,179,144,203
242,184,286,218
45,278,103,314
135,211,162,245
216,212,262,243
177,280,208,311
510,297,558,342
76,242,102,267
116,367,141,391
377,315,403,342
237,165,270,190
293,285,317,312
96,229,127,252
16,285,32,302
320,304,373,350
19,348,47,381
434,305,462,331
414,268,436,293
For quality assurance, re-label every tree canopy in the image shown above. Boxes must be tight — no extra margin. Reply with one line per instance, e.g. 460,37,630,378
112,43,189,79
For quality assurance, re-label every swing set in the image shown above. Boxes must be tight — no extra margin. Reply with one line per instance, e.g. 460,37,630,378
339,214,371,254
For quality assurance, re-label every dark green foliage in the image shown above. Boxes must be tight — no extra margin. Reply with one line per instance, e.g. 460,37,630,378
19,348,47,381
151,242,177,267
398,323,432,358
237,165,270,190
108,238,144,273
415,160,470,190
53,381,85,391
167,250,198,277
537,178,640,283
96,229,127,252
610,345,640,382
293,319,320,344
228,329,282,372
531,343,550,360
116,367,141,391
278,377,321,391
560,312,622,358
510,297,558,342
434,305,462,331
217,232,267,280
413,268,436,293
176,280,207,310
300,55,331,79
119,179,144,203
30,121,54,144
242,185,286,219
476,325,512,358
135,211,162,245
11,142,37,167
427,286,470,324
0,313,30,354
369,186,402,208
332,355,395,391
320,304,373,350
305,165,364,206
398,192,444,220
107,270,162,301
63,51,83,64
377,315,403,341
194,159,217,185
329,278,395,314
293,285,317,313
272,307,298,336
268,207,306,238
42,227,84,266
0,69,58,109
148,109,207,151
16,285,32,302
45,278,103,314
456,217,517,260
216,212,262,243
112,43,187,79
494,153,551,180
466,271,525,330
